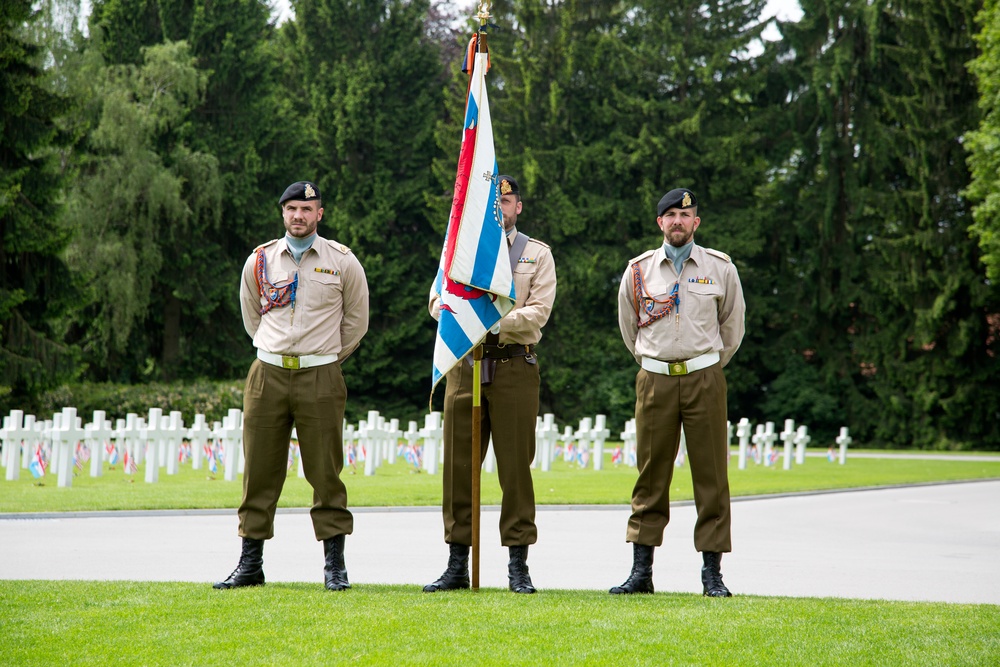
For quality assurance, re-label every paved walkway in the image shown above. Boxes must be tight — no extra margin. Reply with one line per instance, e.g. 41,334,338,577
2,480,998,605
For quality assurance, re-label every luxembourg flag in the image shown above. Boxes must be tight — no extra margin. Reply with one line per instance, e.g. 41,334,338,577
106,441,119,466
431,37,515,392
29,444,46,479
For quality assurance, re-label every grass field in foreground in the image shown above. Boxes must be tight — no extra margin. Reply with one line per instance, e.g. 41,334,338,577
1,582,997,667
1,450,999,513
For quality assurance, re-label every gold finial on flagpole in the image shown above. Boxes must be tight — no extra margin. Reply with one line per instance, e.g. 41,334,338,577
477,0,491,26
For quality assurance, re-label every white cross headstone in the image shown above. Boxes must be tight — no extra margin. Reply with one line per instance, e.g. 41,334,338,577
735,418,752,470
794,425,811,465
55,408,86,488
420,412,442,475
404,420,421,469
762,421,777,466
187,414,212,470
164,411,184,475
217,408,243,482
836,427,852,465
121,413,141,467
3,410,30,481
86,411,112,478
591,415,610,471
143,408,169,483
619,418,637,467
574,418,592,467
537,413,558,472
20,414,37,470
780,419,796,470
386,418,401,465
362,417,377,476
558,425,573,462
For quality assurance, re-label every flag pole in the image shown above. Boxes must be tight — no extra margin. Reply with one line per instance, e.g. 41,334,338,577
469,0,492,594
471,344,482,590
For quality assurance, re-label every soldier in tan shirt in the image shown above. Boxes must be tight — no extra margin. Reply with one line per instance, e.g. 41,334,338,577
611,188,745,598
214,181,369,592
425,175,557,594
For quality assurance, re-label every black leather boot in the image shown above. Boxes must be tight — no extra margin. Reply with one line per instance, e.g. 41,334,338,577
508,545,536,594
701,551,732,597
323,534,351,591
609,543,655,594
213,537,265,589
423,543,470,592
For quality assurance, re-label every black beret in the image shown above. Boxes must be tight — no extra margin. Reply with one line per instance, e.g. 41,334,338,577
657,188,697,216
279,181,321,206
497,175,520,196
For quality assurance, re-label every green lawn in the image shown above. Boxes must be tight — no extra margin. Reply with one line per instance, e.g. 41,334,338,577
1,449,999,513
3,451,998,665
1,582,997,666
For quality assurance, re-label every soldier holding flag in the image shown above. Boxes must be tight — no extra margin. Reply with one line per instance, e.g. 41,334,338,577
427,175,556,594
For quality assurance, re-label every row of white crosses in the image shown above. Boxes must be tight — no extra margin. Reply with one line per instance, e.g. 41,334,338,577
340,410,445,477
0,407,245,486
731,417,850,470
3,406,857,484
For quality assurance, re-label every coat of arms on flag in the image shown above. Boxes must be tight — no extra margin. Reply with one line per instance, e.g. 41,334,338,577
431,35,515,393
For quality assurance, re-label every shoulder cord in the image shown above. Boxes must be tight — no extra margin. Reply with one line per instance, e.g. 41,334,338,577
255,247,298,316
631,262,679,329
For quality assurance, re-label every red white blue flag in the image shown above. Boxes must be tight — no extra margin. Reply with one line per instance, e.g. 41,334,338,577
432,44,515,391
29,444,46,479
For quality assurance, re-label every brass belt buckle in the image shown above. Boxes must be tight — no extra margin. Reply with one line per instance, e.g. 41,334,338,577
282,355,300,370
670,361,688,376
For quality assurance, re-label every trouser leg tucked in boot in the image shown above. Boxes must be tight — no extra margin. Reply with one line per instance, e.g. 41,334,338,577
323,534,351,591
508,545,536,594
423,543,470,592
701,551,732,597
609,543,655,594
214,537,265,589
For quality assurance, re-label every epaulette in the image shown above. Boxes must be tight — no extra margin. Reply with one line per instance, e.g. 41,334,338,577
705,247,732,263
628,248,657,265
526,237,551,250
325,239,351,255
253,238,280,252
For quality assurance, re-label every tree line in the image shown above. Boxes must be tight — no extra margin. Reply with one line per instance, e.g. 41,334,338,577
2,0,998,449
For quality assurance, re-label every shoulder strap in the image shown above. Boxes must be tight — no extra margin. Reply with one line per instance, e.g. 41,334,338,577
509,232,530,275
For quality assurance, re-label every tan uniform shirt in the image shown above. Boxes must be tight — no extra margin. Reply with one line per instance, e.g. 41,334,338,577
429,229,557,345
241,235,369,360
618,243,745,367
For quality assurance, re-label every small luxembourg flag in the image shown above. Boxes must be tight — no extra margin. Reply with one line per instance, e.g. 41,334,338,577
29,445,46,479
431,36,515,393
207,447,218,475
106,441,119,466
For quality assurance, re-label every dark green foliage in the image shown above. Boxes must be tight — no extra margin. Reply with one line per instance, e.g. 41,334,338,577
966,1,1000,282
3,0,998,449
32,379,243,422
0,0,80,404
281,0,448,419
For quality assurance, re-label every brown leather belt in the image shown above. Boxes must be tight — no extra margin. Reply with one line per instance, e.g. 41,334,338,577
482,344,534,359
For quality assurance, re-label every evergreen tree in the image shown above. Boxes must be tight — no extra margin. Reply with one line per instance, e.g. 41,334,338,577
966,0,1000,282
61,40,221,382
282,0,448,418
0,0,80,408
467,0,772,427
862,0,998,448
88,0,164,64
